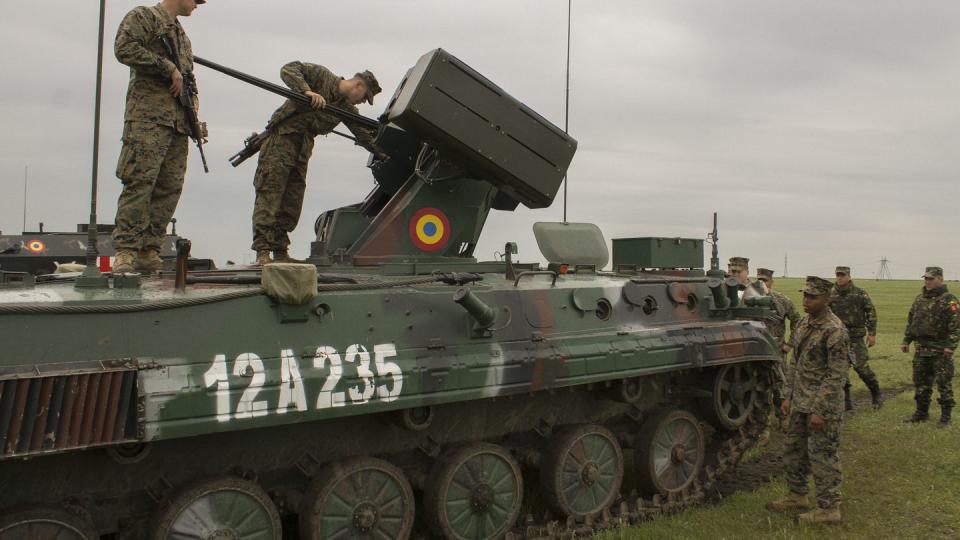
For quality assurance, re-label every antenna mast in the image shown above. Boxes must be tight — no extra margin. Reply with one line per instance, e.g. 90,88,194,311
562,0,571,223
77,0,109,288
22,166,27,233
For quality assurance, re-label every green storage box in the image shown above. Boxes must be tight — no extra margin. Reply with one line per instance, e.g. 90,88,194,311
611,237,704,269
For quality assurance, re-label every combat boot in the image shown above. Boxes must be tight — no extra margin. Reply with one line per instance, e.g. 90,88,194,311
135,249,163,273
843,385,854,412
272,250,304,264
766,493,811,511
797,504,842,524
868,383,883,410
938,407,952,428
113,250,137,274
904,408,929,423
255,250,272,266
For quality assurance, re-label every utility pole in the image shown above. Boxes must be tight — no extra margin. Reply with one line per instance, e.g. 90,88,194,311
783,253,788,278
877,257,892,280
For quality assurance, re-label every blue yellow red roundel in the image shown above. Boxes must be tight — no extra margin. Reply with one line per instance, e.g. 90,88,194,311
26,240,45,253
409,208,451,252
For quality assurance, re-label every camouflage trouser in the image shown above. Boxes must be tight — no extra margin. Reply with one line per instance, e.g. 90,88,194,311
112,121,188,251
913,352,955,410
251,131,315,252
847,335,879,390
783,412,842,508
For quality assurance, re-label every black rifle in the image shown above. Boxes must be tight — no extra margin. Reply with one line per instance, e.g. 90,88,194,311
192,56,381,167
161,36,209,173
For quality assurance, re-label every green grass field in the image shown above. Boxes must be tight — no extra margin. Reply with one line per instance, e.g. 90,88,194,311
598,277,960,540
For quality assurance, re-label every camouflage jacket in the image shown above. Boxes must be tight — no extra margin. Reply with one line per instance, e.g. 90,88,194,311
764,289,801,348
266,62,376,152
902,285,960,351
788,308,849,417
114,4,193,134
829,282,877,337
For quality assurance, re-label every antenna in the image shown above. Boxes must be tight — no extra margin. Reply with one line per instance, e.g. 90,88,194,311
784,253,788,278
76,0,108,289
562,0,571,223
707,212,720,274
22,166,27,233
877,257,892,280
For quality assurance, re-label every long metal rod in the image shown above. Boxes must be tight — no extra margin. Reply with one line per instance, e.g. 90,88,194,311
562,0,571,223
193,56,379,129
85,0,106,269
22,166,27,233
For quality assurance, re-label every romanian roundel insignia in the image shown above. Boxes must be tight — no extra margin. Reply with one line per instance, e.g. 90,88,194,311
26,240,45,253
409,208,451,253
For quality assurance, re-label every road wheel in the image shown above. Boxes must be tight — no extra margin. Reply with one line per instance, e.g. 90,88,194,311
299,457,415,540
151,476,282,540
699,363,759,430
424,443,523,540
0,506,97,540
540,424,623,520
635,409,705,496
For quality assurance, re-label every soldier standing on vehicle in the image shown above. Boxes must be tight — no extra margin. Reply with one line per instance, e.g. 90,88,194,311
830,266,883,410
767,276,848,524
111,0,205,274
757,268,801,426
250,62,384,266
729,257,767,299
902,266,959,427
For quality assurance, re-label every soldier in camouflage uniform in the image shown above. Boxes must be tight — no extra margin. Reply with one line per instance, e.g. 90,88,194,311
830,266,883,410
767,276,848,524
902,266,959,427
757,268,801,426
728,256,767,300
111,0,205,273
250,62,384,265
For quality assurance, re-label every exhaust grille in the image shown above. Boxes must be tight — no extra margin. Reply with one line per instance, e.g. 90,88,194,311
0,370,138,459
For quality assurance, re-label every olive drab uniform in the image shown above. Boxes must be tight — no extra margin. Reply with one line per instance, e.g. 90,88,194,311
251,62,378,254
903,282,959,423
830,281,882,407
764,288,800,414
782,278,849,512
112,4,194,253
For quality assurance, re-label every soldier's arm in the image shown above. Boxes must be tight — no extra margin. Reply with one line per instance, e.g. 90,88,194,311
864,292,878,336
811,327,849,417
114,8,176,78
903,300,917,345
280,61,318,94
787,300,801,336
946,295,960,350
342,120,380,154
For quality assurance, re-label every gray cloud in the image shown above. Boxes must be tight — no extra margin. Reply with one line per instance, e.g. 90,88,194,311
1,1,957,279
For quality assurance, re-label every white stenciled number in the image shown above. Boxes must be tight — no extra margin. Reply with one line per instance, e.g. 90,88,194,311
233,353,268,418
374,343,403,402
203,354,231,422
278,349,307,414
346,344,375,404
314,346,345,409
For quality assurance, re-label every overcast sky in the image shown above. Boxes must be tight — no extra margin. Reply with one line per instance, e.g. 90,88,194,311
1,1,958,279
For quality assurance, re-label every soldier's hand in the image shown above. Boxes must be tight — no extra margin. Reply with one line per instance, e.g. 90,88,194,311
809,414,825,431
780,399,791,417
170,69,184,98
867,335,877,347
305,91,326,109
945,348,954,358
780,343,790,354
901,343,910,353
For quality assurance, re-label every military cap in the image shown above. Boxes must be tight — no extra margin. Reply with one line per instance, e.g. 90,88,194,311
195,0,206,3
728,256,749,272
835,266,850,275
756,268,774,279
923,266,944,278
355,70,381,105
800,276,833,296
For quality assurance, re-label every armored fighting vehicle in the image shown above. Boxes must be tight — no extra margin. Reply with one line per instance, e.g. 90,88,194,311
0,49,777,539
